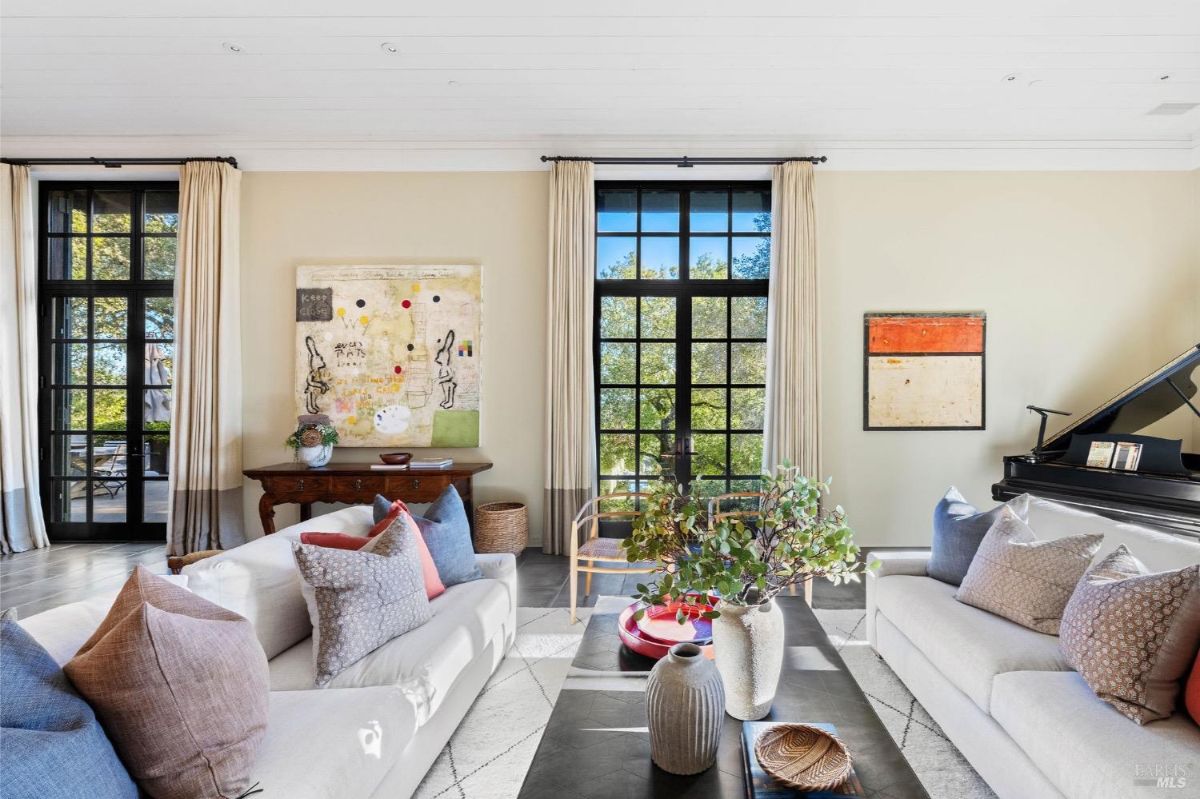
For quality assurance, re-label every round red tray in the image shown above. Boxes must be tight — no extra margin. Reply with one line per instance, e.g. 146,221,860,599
617,597,718,660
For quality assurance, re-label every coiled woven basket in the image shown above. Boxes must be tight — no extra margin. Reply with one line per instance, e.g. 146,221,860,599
474,502,528,555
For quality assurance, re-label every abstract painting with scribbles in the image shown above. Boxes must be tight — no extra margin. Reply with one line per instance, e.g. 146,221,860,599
294,264,482,447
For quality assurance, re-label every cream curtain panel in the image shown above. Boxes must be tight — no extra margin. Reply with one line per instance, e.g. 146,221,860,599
762,161,820,478
543,161,597,555
0,165,50,553
168,161,243,556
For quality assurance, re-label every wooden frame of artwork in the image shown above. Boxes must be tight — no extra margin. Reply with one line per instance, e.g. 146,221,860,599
863,311,986,431
294,264,482,447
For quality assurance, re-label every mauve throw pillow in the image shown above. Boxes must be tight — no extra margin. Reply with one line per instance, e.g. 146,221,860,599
373,487,483,586
294,514,433,686
64,566,269,799
927,487,1031,586
1060,546,1200,724
0,620,137,799
955,507,1102,634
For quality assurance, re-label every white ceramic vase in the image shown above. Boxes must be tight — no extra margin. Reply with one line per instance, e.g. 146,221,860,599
645,642,725,775
711,599,784,720
298,443,333,468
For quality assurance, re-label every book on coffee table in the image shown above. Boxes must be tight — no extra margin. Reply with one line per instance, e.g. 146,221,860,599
741,722,865,798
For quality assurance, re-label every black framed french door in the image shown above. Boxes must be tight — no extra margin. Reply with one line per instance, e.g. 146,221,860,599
594,182,771,501
37,182,178,542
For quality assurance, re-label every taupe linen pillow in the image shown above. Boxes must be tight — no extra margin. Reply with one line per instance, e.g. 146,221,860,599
293,512,432,687
955,507,1102,634
65,566,269,799
1060,545,1200,724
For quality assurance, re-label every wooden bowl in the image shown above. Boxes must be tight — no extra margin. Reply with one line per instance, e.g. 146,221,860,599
379,452,412,465
754,724,852,791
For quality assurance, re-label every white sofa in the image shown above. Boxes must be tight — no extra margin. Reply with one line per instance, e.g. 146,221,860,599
18,505,518,799
866,496,1200,799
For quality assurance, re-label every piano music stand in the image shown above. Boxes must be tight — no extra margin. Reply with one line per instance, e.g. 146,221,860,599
1026,405,1071,459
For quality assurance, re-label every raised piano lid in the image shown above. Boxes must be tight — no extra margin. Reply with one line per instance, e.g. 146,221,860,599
1041,342,1200,453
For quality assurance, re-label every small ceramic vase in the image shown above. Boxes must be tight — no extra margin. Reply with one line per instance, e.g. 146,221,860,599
645,642,726,775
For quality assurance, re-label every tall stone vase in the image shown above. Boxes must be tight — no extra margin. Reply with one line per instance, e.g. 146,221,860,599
711,600,784,720
646,643,725,775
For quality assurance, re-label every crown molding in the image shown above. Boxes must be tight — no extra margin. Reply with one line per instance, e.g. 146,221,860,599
3,135,1198,173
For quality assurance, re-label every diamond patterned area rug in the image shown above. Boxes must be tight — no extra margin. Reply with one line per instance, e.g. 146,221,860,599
413,604,995,799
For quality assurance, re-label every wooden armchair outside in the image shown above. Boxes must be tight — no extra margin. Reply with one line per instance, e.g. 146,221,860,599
707,491,813,606
568,492,655,623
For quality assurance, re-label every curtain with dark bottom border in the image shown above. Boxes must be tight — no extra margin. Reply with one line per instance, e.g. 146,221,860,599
543,161,597,555
0,164,50,553
762,161,820,479
168,161,244,556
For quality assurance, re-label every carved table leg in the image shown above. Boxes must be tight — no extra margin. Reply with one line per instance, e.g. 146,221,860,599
300,503,313,522
258,493,277,535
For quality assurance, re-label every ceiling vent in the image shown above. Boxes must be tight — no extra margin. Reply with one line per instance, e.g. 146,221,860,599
1147,102,1200,116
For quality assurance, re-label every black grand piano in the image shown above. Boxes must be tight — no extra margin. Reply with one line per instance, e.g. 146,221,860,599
993,343,1200,538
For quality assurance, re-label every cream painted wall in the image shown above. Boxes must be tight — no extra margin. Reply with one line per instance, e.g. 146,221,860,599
818,171,1199,546
239,169,1198,548
240,172,548,542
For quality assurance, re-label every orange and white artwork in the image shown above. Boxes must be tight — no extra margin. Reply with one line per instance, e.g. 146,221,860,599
864,313,985,430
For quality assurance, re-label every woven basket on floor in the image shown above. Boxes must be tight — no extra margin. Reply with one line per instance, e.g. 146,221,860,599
475,501,528,554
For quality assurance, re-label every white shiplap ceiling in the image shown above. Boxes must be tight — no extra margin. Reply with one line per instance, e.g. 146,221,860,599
2,0,1200,171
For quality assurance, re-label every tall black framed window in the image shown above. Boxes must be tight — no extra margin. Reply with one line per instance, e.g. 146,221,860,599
594,181,771,500
38,182,179,542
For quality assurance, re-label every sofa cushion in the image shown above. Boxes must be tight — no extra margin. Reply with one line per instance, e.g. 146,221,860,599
294,517,433,687
374,488,483,586
874,574,1070,712
0,620,137,799
928,487,1029,586
1026,496,1200,571
270,576,511,725
1060,546,1200,724
253,687,417,799
955,507,1102,634
991,670,1200,799
65,567,269,799
184,505,374,658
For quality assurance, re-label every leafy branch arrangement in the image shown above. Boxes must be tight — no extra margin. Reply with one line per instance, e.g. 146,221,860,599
620,466,869,621
285,422,339,454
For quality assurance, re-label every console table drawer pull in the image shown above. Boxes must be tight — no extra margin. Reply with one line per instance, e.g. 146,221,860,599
412,479,421,489
298,479,305,491
354,479,363,490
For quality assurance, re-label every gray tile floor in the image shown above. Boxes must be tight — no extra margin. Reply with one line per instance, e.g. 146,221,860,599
0,542,896,620
0,541,167,619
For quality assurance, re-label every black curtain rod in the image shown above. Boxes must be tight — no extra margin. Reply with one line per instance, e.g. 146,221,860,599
0,156,238,169
540,155,826,167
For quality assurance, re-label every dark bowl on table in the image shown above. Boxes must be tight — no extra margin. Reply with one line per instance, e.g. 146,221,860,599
380,452,412,465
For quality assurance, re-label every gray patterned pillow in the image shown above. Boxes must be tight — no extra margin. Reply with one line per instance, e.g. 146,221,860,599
1060,546,1200,724
293,515,432,687
955,507,1102,634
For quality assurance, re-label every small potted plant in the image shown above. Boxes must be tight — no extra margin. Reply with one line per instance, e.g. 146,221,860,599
622,465,869,720
285,415,339,468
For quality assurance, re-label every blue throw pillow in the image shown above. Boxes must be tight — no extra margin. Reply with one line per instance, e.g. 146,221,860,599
0,620,137,799
927,487,1030,586
373,488,483,586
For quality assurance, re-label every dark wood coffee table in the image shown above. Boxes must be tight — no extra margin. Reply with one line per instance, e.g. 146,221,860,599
518,596,930,799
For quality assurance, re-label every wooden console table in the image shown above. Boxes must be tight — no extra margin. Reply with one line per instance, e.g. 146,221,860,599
243,462,493,535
